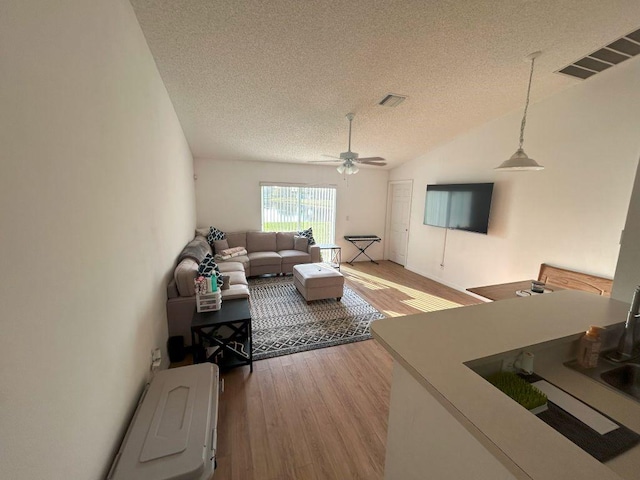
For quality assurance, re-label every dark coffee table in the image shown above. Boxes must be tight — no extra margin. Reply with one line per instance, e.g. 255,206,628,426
191,298,252,372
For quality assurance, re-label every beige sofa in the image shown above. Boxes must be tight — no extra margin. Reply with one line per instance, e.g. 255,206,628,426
215,231,321,276
166,230,321,344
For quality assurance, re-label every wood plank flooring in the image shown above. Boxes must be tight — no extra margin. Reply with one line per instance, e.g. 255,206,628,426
197,261,481,479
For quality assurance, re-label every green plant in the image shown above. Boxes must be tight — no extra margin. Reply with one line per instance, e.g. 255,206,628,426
487,371,547,411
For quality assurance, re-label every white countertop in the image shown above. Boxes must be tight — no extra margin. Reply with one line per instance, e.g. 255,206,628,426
371,290,640,480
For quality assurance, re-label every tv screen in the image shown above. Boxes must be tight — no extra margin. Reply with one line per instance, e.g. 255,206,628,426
423,183,494,234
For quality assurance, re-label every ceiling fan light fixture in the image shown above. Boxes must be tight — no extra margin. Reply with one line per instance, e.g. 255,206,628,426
313,113,385,174
496,51,545,172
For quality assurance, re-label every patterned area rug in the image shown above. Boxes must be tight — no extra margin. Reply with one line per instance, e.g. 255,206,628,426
249,276,385,360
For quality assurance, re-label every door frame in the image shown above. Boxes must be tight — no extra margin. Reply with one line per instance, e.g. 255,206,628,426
384,179,414,265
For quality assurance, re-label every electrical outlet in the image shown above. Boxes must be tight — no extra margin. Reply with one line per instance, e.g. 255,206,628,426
151,348,162,371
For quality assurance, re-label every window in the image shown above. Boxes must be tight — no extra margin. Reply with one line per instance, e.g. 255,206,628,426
261,183,337,244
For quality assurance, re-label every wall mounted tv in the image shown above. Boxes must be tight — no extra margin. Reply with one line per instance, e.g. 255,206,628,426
423,183,494,234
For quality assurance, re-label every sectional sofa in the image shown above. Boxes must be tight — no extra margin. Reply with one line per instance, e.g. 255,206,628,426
166,230,321,344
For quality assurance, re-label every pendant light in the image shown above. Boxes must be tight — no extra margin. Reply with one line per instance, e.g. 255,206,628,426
495,51,544,171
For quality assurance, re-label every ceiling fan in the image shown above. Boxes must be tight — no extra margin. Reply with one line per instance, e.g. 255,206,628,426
311,113,386,174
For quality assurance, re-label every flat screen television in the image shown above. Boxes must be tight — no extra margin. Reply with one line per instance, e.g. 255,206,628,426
423,183,494,234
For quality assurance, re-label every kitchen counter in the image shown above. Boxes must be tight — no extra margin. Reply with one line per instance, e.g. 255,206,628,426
371,290,640,479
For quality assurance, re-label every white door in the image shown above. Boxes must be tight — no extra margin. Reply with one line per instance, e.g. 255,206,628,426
388,181,412,265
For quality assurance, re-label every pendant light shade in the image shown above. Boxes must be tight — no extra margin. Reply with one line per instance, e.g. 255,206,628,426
495,148,543,171
496,52,544,172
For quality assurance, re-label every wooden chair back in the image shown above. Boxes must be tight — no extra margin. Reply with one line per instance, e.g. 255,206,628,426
537,263,612,297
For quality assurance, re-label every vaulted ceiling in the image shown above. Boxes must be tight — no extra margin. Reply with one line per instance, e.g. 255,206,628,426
130,0,640,169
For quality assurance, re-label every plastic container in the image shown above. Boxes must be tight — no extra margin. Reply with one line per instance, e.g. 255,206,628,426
577,326,603,368
196,291,222,312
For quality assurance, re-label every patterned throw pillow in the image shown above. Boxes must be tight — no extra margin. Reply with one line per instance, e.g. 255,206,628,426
297,227,316,245
206,226,226,246
197,253,216,276
197,254,224,287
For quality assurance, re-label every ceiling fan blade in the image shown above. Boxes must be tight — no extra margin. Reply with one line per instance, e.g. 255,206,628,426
321,154,342,159
358,157,385,163
309,159,341,163
360,162,387,166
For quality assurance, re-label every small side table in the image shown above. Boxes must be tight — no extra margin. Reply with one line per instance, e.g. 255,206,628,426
191,298,253,372
317,244,342,270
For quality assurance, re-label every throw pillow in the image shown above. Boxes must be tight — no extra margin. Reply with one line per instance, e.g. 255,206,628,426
213,238,229,253
294,235,309,252
197,254,224,287
195,227,210,237
206,226,226,246
197,253,217,276
298,227,316,245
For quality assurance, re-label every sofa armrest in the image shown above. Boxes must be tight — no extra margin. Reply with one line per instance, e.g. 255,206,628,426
167,278,179,299
309,244,321,263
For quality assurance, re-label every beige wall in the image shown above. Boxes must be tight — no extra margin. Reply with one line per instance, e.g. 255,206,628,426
612,159,640,302
0,1,195,479
390,57,640,291
195,158,390,261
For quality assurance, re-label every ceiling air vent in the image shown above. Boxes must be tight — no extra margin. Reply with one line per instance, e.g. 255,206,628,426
378,93,407,107
557,26,640,80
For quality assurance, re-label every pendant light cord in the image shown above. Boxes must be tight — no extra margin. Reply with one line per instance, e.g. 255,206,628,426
519,56,536,149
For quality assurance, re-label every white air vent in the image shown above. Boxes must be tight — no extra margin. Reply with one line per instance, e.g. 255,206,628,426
557,27,640,80
378,93,407,107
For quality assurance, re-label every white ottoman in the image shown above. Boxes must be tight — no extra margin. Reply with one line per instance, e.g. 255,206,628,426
293,263,344,303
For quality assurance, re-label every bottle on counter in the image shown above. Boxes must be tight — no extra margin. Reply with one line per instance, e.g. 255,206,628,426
577,326,603,368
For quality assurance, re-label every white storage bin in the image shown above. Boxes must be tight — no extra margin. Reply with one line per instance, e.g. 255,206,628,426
197,291,222,312
107,363,219,480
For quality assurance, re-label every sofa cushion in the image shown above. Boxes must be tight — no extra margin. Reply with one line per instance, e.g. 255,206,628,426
276,232,295,251
212,238,229,253
217,254,250,273
226,271,248,286
247,231,277,253
247,251,281,267
217,261,244,273
298,227,316,245
279,250,311,264
221,284,250,300
294,236,309,252
225,232,247,249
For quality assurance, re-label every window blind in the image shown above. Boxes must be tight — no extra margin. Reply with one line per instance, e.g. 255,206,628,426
261,184,337,244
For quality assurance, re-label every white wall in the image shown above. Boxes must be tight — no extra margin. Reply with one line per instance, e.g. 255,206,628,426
612,159,640,302
195,158,389,261
391,57,640,291
0,2,195,479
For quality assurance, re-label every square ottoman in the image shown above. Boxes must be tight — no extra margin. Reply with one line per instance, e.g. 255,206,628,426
293,263,344,303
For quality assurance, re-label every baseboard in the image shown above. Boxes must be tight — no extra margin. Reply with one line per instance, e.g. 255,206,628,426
403,264,471,296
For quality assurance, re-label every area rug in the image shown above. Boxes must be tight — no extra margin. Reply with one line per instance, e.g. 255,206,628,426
248,276,385,360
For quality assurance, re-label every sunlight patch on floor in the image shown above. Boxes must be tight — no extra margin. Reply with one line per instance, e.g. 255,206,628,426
403,297,459,312
343,267,461,313
380,310,406,318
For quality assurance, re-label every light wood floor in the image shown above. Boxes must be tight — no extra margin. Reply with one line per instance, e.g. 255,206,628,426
208,261,481,480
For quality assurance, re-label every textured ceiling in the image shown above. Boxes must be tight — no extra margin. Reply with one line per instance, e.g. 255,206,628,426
130,0,640,169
